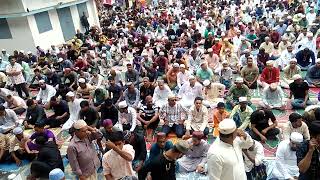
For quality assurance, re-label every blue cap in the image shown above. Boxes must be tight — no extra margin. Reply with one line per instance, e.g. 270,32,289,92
49,168,64,180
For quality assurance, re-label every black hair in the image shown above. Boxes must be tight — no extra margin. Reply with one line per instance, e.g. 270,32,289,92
289,113,302,123
314,108,320,120
80,100,89,108
109,131,124,142
0,105,5,111
8,56,15,61
194,96,203,102
50,96,57,102
26,99,34,107
34,121,45,128
35,135,47,145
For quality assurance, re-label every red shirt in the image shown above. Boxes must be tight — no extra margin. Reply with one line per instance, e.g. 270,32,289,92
260,67,280,84
212,43,222,55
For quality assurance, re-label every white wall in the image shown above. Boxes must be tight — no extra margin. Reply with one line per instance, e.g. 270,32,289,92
22,0,78,11
70,5,82,32
27,9,65,51
0,17,35,54
0,0,25,15
87,0,100,28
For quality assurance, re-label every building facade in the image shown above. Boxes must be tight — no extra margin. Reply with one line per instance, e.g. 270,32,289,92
0,0,100,54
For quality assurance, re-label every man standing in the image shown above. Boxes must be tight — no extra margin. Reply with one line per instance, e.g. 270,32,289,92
207,119,254,180
267,132,303,179
102,131,136,180
6,56,29,99
185,97,209,136
80,12,90,33
67,120,102,180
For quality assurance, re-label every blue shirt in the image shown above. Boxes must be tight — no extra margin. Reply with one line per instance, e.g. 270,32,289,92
147,141,174,163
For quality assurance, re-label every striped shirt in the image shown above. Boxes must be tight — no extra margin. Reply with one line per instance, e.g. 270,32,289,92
160,103,187,125
139,105,159,120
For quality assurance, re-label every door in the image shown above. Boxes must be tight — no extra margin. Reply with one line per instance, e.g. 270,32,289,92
57,7,76,41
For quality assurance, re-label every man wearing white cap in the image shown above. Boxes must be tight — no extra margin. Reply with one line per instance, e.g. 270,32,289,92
259,60,280,89
267,132,303,179
289,74,313,109
259,83,286,110
160,94,187,138
67,120,102,180
152,79,172,108
61,92,83,130
36,80,56,106
10,127,35,165
117,101,137,132
229,97,253,130
281,58,301,88
177,64,191,89
205,48,220,70
0,49,9,63
202,80,225,108
207,119,254,180
77,78,94,99
277,45,295,70
305,58,320,87
178,75,203,108
259,37,274,54
226,77,251,108
155,51,169,76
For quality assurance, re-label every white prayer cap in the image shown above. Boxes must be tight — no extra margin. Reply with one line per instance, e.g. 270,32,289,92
287,16,292,19
316,58,320,63
173,63,180,68
159,51,165,56
266,60,274,66
78,78,86,83
12,127,23,135
240,37,246,41
191,17,196,21
243,49,250,53
292,74,302,81
290,132,303,143
168,93,176,100
49,168,65,180
221,32,226,37
222,60,228,65
203,80,211,87
141,52,148,56
173,51,177,55
118,101,128,108
307,32,313,37
180,64,185,68
188,75,196,80
269,83,278,90
200,61,207,65
145,44,150,47
239,96,247,103
102,46,107,50
19,50,24,53
78,56,83,59
289,58,297,63
66,91,75,97
39,80,45,84
27,51,32,54
1,49,5,51
58,58,63,63
207,48,213,52
235,77,244,83
101,53,107,58
73,120,87,130
219,119,237,135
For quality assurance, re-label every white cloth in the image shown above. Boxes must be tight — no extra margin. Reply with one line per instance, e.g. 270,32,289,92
186,105,208,131
177,71,191,88
6,63,25,85
62,98,83,130
207,134,254,180
118,107,137,132
178,82,203,108
153,85,172,108
267,140,300,179
243,141,265,172
36,85,57,104
282,121,310,140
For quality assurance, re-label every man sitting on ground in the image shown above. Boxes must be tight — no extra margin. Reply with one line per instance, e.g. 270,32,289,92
0,105,19,133
185,97,209,136
4,95,27,115
147,132,173,164
282,112,310,141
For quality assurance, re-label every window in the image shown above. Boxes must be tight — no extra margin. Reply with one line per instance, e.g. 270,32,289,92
34,11,53,33
0,18,12,39
77,2,89,18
